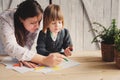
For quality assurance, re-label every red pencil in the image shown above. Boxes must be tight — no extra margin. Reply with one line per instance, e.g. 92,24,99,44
13,63,20,67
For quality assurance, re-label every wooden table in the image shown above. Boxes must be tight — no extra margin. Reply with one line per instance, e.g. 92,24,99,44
0,50,120,80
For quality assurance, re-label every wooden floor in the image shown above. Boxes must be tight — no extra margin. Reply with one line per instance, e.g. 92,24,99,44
0,50,120,80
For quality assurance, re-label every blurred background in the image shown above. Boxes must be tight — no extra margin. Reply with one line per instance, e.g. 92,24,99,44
0,0,119,52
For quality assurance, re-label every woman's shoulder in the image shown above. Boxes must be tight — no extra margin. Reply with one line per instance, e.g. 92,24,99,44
0,9,16,26
0,9,16,19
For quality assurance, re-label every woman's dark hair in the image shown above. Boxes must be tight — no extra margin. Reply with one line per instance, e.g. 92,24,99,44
14,0,43,47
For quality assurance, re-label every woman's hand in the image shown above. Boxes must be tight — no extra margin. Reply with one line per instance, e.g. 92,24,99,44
64,47,72,57
31,53,64,67
18,61,39,68
18,53,64,67
42,53,64,67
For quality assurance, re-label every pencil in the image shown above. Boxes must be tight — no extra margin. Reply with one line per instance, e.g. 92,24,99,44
63,58,68,62
13,63,20,67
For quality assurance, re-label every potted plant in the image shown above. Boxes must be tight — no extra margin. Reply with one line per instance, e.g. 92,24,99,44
114,30,120,68
91,19,118,62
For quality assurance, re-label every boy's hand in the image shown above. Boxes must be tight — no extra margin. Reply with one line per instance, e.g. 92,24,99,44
64,47,72,57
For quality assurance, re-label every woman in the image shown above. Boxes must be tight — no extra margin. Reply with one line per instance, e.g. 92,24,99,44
0,0,64,68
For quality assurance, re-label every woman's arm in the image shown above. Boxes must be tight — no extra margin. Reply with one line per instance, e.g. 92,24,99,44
20,53,64,67
31,53,64,67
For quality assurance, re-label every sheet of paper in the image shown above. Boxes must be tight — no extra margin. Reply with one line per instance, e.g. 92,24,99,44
1,57,34,73
12,67,34,73
1,56,80,73
34,59,80,73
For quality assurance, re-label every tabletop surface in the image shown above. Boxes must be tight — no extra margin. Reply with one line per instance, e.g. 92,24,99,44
0,50,120,80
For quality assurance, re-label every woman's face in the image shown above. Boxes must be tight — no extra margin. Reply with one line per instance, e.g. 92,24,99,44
20,14,42,33
49,20,63,33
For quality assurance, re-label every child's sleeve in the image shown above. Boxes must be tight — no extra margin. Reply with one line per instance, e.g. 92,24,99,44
63,28,73,50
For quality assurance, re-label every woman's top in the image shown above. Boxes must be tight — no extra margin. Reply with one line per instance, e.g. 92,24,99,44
36,28,73,56
0,9,38,61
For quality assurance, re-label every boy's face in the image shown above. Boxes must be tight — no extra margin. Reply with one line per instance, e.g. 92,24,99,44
49,20,63,33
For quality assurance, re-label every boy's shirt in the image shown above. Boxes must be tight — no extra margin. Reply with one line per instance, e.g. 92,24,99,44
36,28,73,56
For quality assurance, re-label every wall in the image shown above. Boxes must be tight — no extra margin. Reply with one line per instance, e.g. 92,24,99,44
0,0,119,52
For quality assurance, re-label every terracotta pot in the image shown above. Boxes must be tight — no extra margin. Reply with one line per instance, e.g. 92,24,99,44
114,50,120,68
101,42,114,62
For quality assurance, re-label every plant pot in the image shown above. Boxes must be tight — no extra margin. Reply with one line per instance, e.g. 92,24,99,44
101,42,114,62
114,49,120,68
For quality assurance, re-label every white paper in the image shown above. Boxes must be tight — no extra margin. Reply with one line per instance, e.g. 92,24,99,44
12,67,34,73
34,59,80,73
1,56,34,73
1,56,80,73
